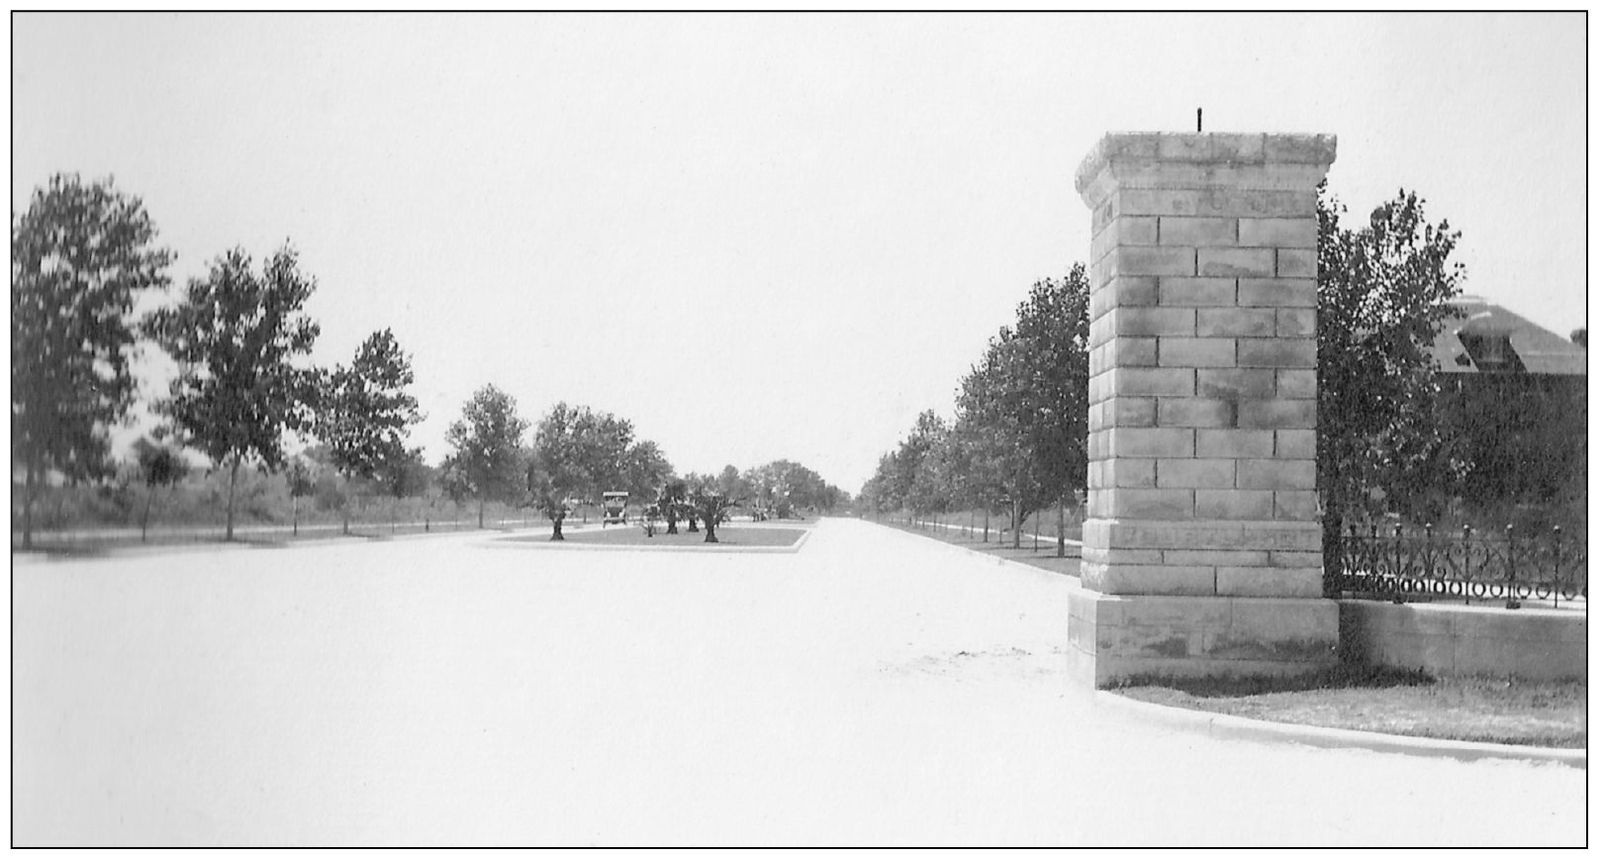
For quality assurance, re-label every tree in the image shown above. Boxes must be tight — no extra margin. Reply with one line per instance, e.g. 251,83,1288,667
529,402,642,540
11,174,174,548
130,435,190,542
656,478,689,534
1570,328,1586,348
953,265,1090,546
444,385,530,529
686,475,742,543
144,244,322,540
286,455,316,536
1316,183,1465,566
622,440,674,507
316,328,423,533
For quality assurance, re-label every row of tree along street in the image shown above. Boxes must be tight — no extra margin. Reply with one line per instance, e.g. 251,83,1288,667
11,173,844,548
857,182,1577,558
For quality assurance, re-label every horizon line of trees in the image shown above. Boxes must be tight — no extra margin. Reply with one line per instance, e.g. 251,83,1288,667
11,171,846,547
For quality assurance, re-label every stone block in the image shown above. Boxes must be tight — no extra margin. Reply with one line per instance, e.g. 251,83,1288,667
1269,550,1323,568
1089,312,1113,348
1196,368,1276,398
1239,399,1316,429
1237,458,1315,490
1197,247,1275,277
1157,457,1237,488
1112,488,1195,519
1194,489,1275,520
1111,367,1195,397
1277,307,1317,337
1115,337,1158,367
1237,338,1317,368
1113,188,1317,219
1276,248,1317,277
1276,369,1317,399
1111,458,1157,487
1113,246,1197,277
1274,490,1320,521
1114,397,1158,426
1157,398,1235,429
1195,428,1274,458
1090,276,1159,320
1238,217,1317,248
1197,307,1277,338
1238,277,1316,307
1081,546,1165,565
1263,134,1338,164
1158,216,1237,246
1158,276,1235,306
1216,566,1324,599
1094,564,1217,597
1158,337,1235,368
1089,519,1322,552
1109,427,1195,458
1273,429,1316,459
1166,549,1269,566
1114,307,1196,337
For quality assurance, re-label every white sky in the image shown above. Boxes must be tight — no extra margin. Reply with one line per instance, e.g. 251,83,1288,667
11,12,1587,491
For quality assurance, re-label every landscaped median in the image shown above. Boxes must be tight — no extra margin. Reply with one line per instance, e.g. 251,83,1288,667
876,515,1586,762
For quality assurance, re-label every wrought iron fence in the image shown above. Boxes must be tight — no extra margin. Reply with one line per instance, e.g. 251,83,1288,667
1326,522,1587,608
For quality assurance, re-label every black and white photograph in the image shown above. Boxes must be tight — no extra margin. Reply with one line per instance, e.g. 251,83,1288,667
10,11,1588,846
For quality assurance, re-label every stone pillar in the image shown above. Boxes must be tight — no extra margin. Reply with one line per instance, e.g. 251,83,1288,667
1067,133,1338,687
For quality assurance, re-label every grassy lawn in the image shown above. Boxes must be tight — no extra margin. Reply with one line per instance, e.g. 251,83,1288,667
517,522,809,548
1111,664,1586,749
881,518,1082,577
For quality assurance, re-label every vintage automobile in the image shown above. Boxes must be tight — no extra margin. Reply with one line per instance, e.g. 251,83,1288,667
600,491,629,527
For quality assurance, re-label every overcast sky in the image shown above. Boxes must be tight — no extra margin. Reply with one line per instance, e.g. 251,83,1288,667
12,12,1586,491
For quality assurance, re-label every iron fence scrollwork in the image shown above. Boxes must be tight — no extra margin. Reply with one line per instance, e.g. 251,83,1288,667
1328,521,1586,607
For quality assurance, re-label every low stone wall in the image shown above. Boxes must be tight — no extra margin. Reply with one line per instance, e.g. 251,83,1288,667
1338,600,1585,681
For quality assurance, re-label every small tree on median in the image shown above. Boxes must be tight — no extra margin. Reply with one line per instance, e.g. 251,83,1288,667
130,435,190,542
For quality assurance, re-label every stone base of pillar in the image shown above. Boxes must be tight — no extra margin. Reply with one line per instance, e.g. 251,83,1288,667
1066,587,1338,688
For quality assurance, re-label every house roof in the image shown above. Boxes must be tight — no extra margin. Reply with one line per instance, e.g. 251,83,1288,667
1430,297,1586,375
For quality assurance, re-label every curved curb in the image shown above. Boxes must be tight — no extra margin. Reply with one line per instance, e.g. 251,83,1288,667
1095,689,1586,768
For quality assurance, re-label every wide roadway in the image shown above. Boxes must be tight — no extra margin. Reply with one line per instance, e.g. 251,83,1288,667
12,518,1584,846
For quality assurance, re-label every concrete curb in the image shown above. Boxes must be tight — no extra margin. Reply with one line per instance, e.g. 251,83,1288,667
484,526,812,555
1095,688,1586,769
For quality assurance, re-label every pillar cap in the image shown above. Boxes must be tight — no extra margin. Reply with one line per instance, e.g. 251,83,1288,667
1076,132,1337,206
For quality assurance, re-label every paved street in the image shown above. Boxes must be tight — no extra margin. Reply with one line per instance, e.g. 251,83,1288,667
12,518,1585,846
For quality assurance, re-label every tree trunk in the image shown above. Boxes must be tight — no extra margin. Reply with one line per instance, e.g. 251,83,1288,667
687,513,699,532
142,486,153,543
666,510,678,534
1057,502,1065,558
477,498,485,529
550,513,565,541
226,457,241,541
292,495,299,536
703,516,718,543
983,507,989,543
22,462,36,549
1012,499,1022,549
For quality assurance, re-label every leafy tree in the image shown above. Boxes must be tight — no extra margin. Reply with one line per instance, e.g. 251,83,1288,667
144,244,322,540
622,440,673,507
954,265,1090,546
316,328,423,533
686,475,742,543
1316,184,1465,564
130,435,190,541
529,402,642,539
444,384,530,529
11,174,174,547
655,478,689,534
1570,328,1586,348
